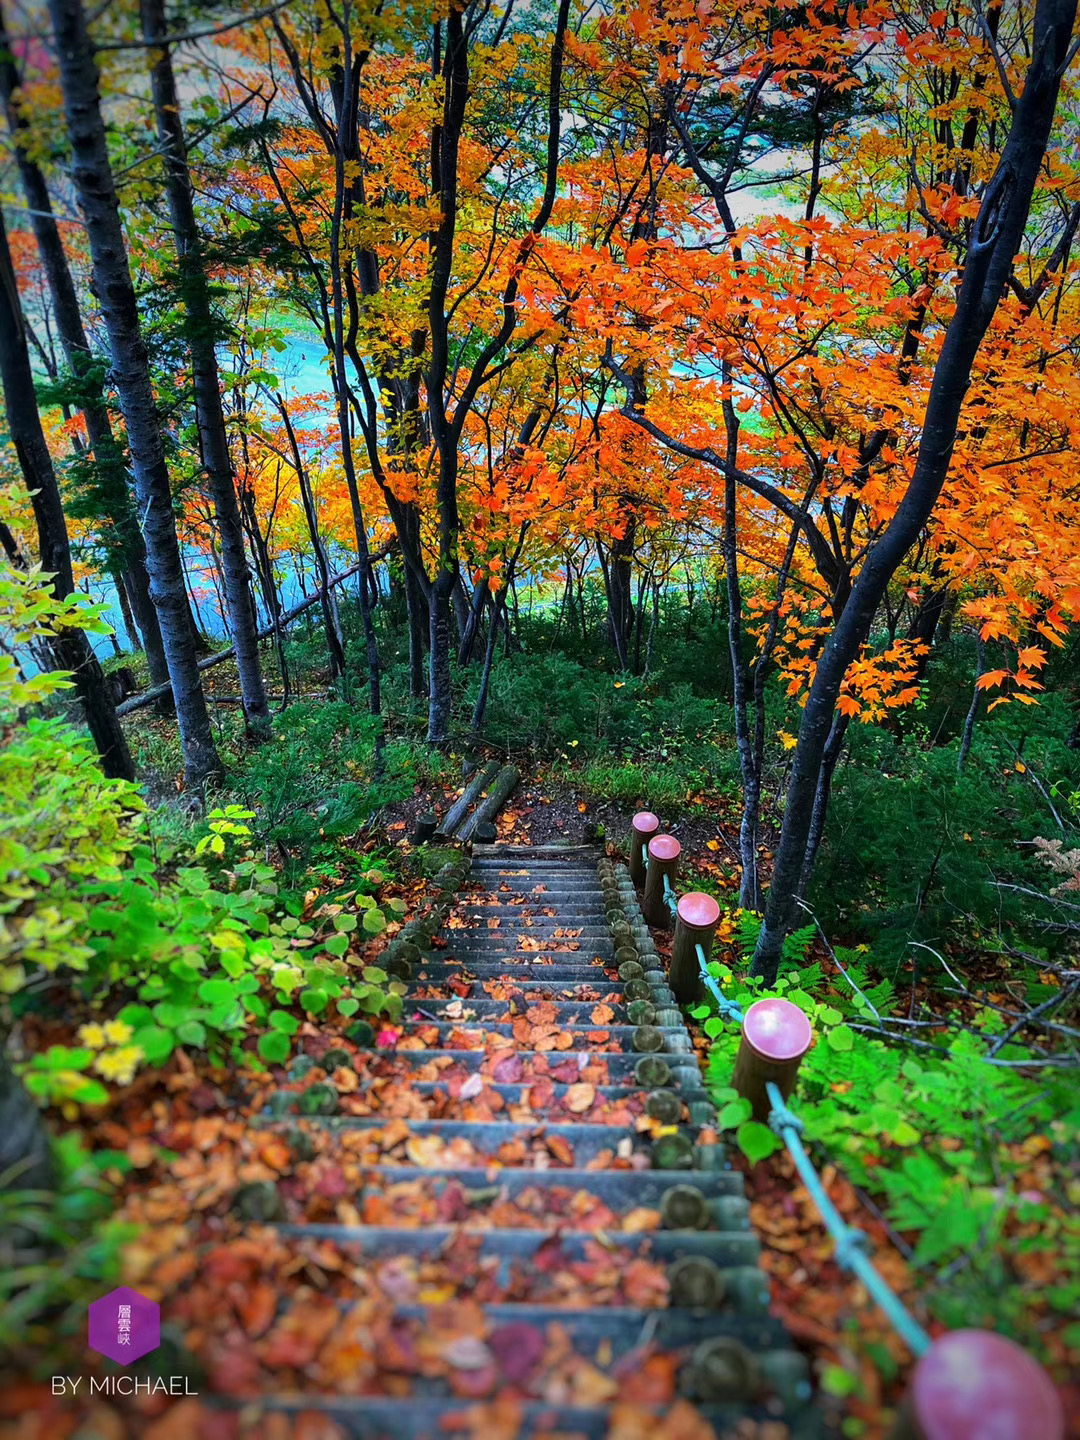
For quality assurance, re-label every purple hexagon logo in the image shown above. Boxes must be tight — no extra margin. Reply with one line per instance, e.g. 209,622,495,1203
88,1287,160,1366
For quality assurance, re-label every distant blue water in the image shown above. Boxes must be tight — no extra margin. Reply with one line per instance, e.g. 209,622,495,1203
86,331,340,658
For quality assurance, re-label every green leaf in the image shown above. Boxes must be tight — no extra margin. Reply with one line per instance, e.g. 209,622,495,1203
198,978,239,1006
826,1024,854,1052
300,987,328,1014
821,1364,859,1398
819,1006,844,1025
361,966,387,984
257,1030,290,1064
132,1025,174,1065
323,933,350,957
333,913,358,932
891,1119,920,1146
362,908,387,935
736,1120,782,1165
269,1009,300,1035
176,1020,207,1048
337,998,360,1016
703,1016,726,1039
716,1097,753,1130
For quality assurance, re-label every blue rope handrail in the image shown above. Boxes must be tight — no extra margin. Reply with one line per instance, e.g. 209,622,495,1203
643,848,931,1359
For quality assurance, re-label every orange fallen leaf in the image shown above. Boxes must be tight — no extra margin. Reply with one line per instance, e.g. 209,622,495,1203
565,1082,596,1114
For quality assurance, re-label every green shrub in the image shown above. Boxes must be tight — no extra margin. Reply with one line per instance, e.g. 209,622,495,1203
811,694,1080,968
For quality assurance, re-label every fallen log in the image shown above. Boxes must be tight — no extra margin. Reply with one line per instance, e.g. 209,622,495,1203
115,564,363,717
438,759,500,839
459,763,519,842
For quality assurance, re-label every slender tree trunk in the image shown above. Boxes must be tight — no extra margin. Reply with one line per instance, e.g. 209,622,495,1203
0,0,170,692
113,568,138,650
48,0,222,792
956,634,985,773
0,209,133,780
753,0,1078,981
470,591,504,733
278,396,347,682
428,572,454,742
141,0,270,738
405,558,428,699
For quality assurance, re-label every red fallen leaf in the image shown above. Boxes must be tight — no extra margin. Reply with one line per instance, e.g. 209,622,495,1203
526,1078,556,1110
493,1053,524,1083
532,1236,567,1272
205,1335,262,1394
488,1322,545,1385
550,1060,580,1083
237,1280,278,1339
436,1180,471,1224
313,1164,348,1200
590,1004,616,1024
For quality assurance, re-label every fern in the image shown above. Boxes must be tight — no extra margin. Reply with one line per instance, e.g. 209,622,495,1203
782,922,816,966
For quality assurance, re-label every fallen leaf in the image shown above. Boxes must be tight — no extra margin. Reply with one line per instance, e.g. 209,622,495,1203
565,1082,596,1114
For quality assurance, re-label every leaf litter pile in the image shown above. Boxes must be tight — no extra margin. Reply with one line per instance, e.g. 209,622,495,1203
5,853,808,1440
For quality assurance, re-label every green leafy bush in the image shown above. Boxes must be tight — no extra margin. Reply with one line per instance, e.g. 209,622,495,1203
696,952,1080,1351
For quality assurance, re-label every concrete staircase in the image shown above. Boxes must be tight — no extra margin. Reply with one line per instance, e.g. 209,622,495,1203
254,846,819,1438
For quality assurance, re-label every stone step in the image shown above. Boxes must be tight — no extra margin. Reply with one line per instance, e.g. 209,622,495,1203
273,1222,761,1271
452,905,610,920
258,1116,675,1164
229,1397,819,1440
349,1165,739,1205
401,998,633,1021
448,920,615,935
347,1048,704,1083
378,1019,681,1050
410,977,624,1000
465,883,607,897
402,1079,709,1107
414,961,619,981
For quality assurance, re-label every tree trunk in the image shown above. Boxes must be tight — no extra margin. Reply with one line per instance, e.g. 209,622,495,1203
956,634,985,774
405,558,428,699
141,0,270,739
427,574,454,743
0,0,170,693
277,396,347,683
0,1044,53,1194
470,591,504,732
0,208,133,780
48,0,222,792
753,0,1078,982
459,764,519,842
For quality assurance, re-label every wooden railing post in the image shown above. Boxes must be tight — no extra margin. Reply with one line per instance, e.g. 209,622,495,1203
671,892,721,1005
733,998,812,1123
642,834,680,927
629,810,660,888
889,1330,1063,1440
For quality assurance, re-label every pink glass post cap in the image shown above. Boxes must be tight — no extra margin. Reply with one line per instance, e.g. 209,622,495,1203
632,811,660,834
743,998,812,1061
912,1330,1063,1440
678,892,721,929
648,834,681,862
